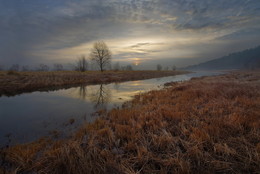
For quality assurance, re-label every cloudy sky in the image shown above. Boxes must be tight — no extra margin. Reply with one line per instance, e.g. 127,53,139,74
0,0,260,69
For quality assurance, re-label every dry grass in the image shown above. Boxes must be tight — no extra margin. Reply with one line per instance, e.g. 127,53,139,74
1,71,260,173
0,70,187,96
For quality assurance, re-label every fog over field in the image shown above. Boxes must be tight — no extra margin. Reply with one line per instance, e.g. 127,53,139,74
0,0,260,69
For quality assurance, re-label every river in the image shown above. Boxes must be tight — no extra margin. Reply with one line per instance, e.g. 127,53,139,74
0,71,224,146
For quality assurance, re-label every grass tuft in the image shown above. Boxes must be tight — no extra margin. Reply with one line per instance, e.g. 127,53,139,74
1,71,259,173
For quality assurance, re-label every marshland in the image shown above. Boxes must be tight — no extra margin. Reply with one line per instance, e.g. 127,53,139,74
1,71,222,146
0,71,259,174
0,70,187,96
1,0,260,173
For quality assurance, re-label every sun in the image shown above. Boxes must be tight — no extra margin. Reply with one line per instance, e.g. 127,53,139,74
133,58,141,66
134,61,140,66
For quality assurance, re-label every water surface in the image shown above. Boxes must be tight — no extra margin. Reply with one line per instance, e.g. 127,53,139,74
0,71,223,145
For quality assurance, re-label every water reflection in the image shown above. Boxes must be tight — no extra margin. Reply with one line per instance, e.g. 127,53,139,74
0,71,225,145
76,84,111,109
114,83,120,91
79,85,87,100
88,84,111,110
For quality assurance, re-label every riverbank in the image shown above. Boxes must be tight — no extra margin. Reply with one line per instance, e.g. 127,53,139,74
1,71,259,173
0,70,187,96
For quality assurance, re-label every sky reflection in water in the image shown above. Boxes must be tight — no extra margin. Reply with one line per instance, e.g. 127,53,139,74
0,71,223,145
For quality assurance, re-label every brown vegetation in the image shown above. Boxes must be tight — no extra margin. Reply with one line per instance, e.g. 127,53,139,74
1,71,259,173
0,70,186,96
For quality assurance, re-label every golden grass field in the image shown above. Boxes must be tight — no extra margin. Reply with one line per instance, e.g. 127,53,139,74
0,71,259,174
0,70,187,96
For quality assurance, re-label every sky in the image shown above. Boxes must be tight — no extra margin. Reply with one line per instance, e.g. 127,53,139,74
0,0,260,69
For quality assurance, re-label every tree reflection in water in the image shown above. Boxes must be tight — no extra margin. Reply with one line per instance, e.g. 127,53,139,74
78,85,87,100
114,82,120,91
78,84,111,110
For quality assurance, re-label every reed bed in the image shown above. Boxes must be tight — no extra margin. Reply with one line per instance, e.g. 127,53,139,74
1,71,259,173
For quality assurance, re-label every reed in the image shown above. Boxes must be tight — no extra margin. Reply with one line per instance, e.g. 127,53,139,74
1,71,259,173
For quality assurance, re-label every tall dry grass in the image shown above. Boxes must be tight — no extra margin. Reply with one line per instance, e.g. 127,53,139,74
1,71,259,173
0,70,186,96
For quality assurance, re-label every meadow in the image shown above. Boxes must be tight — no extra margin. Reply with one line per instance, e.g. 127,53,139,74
0,71,259,174
0,70,186,96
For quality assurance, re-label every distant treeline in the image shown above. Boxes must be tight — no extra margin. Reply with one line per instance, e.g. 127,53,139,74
0,62,177,72
0,40,177,72
0,62,136,72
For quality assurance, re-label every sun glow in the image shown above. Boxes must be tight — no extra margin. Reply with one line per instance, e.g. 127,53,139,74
132,58,141,66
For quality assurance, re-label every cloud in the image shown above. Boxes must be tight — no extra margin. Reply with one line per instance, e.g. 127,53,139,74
218,27,260,40
129,42,165,49
130,43,150,48
0,0,260,67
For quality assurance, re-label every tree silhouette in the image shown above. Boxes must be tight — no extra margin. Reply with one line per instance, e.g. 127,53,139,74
126,65,133,71
9,64,20,71
0,64,4,71
21,65,30,71
53,63,63,71
75,55,88,72
113,62,120,71
89,41,112,72
157,64,162,71
37,64,49,71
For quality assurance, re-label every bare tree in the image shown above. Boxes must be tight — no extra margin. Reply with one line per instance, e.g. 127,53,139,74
0,64,4,71
126,65,133,71
53,63,63,71
21,65,30,71
157,64,162,71
9,64,20,71
37,64,49,71
172,65,176,71
121,66,126,71
89,41,112,72
75,55,88,72
113,62,120,71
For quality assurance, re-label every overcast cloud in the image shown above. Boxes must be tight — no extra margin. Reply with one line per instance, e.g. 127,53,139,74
0,0,260,69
